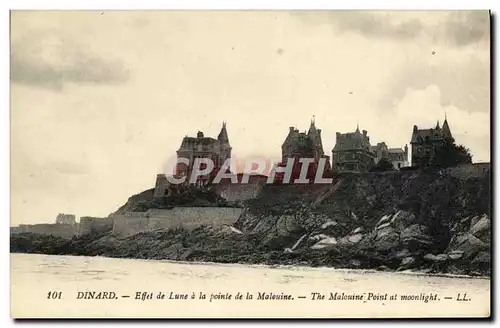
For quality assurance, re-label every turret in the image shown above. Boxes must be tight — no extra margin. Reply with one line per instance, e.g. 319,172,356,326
217,122,229,145
442,118,452,140
308,116,317,136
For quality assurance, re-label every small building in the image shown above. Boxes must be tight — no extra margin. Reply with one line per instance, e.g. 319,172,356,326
55,213,76,225
371,142,409,170
332,125,375,173
387,147,409,170
410,117,453,168
371,142,389,164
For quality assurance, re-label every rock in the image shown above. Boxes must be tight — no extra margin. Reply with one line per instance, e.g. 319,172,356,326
229,226,243,234
374,226,399,252
398,256,417,270
395,249,410,259
350,259,361,267
469,216,481,230
423,253,449,262
401,256,416,266
470,215,490,241
337,233,364,246
348,233,364,244
216,225,242,237
400,224,433,248
352,227,364,234
471,251,490,265
375,214,391,228
390,210,416,231
448,250,464,260
375,222,391,231
460,216,470,224
376,265,390,272
310,237,337,250
309,234,329,242
447,233,488,259
291,234,307,251
321,221,337,229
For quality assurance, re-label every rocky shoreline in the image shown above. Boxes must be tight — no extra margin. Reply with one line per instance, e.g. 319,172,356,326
11,171,491,277
10,210,490,277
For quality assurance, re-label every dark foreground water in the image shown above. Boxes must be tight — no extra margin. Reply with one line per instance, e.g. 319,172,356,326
11,253,490,318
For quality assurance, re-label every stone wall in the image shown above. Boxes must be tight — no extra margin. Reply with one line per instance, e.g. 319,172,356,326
11,223,77,239
213,175,267,202
112,207,243,237
78,217,114,235
214,183,265,202
55,213,76,225
445,163,490,180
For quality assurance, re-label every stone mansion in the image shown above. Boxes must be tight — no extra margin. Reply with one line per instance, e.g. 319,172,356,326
155,115,462,189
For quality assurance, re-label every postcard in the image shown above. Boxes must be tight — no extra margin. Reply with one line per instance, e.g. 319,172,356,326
10,10,491,319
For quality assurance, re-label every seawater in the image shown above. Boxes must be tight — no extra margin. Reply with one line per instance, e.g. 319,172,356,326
10,253,490,318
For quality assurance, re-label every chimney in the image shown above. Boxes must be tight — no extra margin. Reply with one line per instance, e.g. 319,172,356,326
362,130,367,136
289,126,294,132
336,132,341,138
197,131,204,138
413,125,418,132
317,128,321,135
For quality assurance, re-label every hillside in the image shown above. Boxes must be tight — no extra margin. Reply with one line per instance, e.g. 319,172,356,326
11,169,491,276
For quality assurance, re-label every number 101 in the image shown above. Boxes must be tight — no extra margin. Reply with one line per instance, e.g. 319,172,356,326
47,291,62,299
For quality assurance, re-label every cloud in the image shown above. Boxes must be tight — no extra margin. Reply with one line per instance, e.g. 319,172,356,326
10,37,130,90
379,55,490,114
445,11,490,46
330,11,423,40
291,11,490,46
375,85,490,162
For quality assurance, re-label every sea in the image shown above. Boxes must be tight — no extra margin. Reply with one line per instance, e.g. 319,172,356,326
10,253,490,318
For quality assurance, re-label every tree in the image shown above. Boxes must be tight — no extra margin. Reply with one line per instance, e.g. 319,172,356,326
370,158,395,172
430,139,472,169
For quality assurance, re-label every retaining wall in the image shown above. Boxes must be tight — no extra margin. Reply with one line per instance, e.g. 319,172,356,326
10,223,77,239
112,207,243,237
78,217,114,235
445,163,490,180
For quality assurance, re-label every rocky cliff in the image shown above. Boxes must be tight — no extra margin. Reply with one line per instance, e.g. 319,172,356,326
11,170,491,276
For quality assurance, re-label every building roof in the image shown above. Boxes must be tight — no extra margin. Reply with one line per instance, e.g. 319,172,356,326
411,128,445,143
412,118,453,144
333,128,371,152
217,122,230,144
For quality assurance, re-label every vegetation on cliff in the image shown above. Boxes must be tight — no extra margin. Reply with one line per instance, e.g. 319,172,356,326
111,186,233,215
429,139,473,169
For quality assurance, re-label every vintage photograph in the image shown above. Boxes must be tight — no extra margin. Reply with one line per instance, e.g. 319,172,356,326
9,10,491,318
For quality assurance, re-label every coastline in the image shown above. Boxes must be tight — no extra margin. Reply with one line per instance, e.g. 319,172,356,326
10,252,490,280
10,225,491,278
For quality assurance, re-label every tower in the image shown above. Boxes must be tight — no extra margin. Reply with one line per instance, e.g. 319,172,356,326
217,121,232,171
442,116,453,141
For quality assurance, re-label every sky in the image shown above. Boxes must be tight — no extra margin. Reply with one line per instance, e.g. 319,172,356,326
10,10,490,225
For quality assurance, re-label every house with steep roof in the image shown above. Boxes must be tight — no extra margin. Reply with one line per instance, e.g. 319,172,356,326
371,142,409,170
410,117,453,168
332,124,375,173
